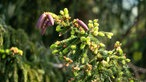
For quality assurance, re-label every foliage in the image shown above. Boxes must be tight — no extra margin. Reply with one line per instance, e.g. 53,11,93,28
38,8,135,82
0,18,63,82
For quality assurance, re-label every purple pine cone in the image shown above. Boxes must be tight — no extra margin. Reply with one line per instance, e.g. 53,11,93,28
36,12,55,35
41,27,47,35
77,19,89,31
36,13,46,29
47,14,54,26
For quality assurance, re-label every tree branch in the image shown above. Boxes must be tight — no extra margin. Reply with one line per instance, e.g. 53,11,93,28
128,62,146,79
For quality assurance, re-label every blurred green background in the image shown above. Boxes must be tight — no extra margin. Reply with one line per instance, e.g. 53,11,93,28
0,0,146,81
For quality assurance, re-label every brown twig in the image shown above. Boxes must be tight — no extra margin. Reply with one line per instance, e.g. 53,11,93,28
121,9,146,41
128,62,146,79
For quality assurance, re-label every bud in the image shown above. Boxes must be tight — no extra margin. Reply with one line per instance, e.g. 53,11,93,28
117,78,121,81
116,47,123,55
80,43,86,50
86,64,92,71
88,20,92,23
99,43,105,47
71,35,76,38
98,32,105,36
71,29,75,35
80,36,86,42
50,44,58,49
18,50,23,56
60,10,64,15
94,48,98,54
72,50,76,54
70,45,76,50
52,50,58,54
87,71,91,76
112,55,119,59
108,51,113,55
112,76,115,79
93,31,98,36
97,53,103,60
65,14,69,18
63,56,73,63
130,80,134,82
114,41,121,48
93,19,98,23
91,42,97,48
10,47,19,54
59,52,63,55
106,57,110,62
0,49,5,53
126,59,131,62
64,8,69,15
86,37,90,45
83,53,87,57
5,49,10,54
122,60,126,65
55,41,60,45
56,25,62,32
88,23,94,28
73,71,78,76
81,57,85,64
94,22,99,27
80,29,85,34
119,72,123,76
94,27,99,31
63,48,69,54
106,33,113,39
72,66,80,71
101,60,109,67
